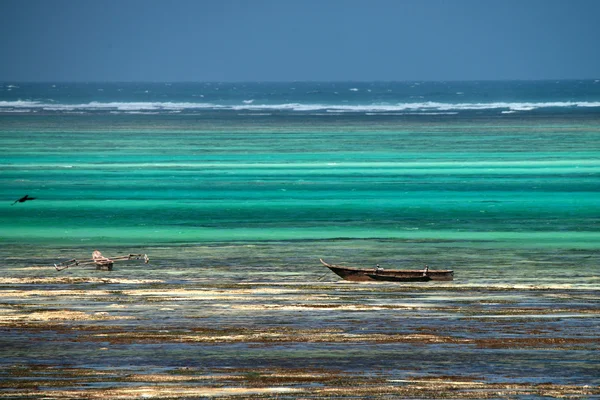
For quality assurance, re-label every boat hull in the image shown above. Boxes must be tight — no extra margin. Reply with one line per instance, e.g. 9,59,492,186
321,260,453,282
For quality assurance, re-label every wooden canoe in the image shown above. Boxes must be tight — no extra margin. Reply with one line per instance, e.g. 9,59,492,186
54,251,149,271
320,259,453,282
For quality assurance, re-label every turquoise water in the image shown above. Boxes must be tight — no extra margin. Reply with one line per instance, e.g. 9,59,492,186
1,110,599,287
0,81,598,290
2,115,599,250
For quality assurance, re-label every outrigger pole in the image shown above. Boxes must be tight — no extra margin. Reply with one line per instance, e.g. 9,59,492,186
54,251,149,271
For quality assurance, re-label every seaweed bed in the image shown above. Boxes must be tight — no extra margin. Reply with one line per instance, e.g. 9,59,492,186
1,262,599,399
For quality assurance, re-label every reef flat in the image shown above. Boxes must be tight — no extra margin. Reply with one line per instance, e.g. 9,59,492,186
1,262,598,399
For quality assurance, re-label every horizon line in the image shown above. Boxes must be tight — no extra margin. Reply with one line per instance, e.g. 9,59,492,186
2,78,600,84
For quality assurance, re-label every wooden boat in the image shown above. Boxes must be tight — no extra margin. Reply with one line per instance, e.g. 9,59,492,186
320,259,453,282
54,250,149,271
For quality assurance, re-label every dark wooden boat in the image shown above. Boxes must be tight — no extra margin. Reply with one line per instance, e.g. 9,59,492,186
320,259,453,282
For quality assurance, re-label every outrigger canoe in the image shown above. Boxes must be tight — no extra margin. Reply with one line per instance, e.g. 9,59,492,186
54,250,149,271
320,259,453,282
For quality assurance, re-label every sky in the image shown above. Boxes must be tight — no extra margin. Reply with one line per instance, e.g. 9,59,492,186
1,0,599,82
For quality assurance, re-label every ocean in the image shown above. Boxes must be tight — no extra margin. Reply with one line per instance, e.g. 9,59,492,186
1,81,599,397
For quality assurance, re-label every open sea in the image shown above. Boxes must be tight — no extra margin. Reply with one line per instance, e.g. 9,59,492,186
1,81,599,398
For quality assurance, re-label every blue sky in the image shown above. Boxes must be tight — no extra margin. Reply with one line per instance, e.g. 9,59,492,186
1,0,599,82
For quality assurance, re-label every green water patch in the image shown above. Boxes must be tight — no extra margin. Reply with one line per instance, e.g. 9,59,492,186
2,225,599,250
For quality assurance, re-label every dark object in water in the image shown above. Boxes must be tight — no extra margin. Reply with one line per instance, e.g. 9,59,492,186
11,194,36,205
54,250,149,271
320,259,453,282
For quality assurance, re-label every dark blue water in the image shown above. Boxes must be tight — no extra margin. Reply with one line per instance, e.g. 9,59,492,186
2,80,600,115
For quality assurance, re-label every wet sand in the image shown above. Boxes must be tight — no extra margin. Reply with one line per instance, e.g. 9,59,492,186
1,264,599,399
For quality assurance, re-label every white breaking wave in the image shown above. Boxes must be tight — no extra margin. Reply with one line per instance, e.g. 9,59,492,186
1,100,600,113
